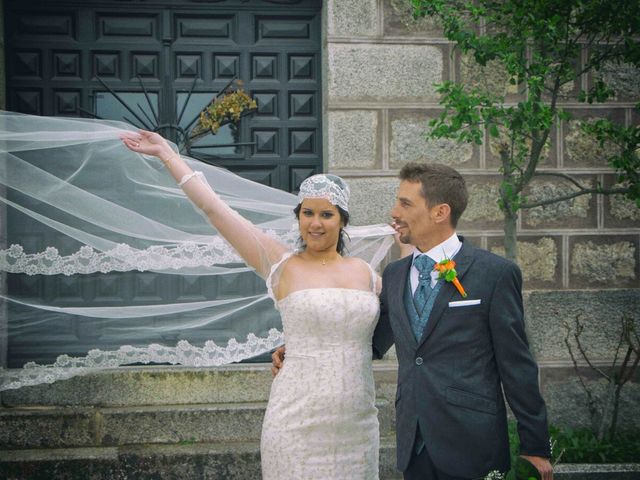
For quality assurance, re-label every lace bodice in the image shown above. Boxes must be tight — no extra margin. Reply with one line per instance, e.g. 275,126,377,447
277,288,379,356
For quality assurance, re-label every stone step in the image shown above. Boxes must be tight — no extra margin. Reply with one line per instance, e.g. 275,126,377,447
0,437,404,480
553,464,640,479
1,399,395,450
1,361,399,408
0,364,274,407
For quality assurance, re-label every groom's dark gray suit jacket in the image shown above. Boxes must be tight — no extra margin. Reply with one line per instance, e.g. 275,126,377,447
373,237,550,478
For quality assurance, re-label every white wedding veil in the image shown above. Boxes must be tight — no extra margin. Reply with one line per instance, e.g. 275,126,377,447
0,111,395,391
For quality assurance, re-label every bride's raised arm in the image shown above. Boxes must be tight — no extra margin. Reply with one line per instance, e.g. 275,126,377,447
121,130,289,278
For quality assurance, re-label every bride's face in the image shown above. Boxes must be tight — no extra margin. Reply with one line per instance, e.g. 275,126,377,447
298,198,343,252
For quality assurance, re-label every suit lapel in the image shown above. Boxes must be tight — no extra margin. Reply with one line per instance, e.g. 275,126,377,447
389,255,417,348
417,239,476,349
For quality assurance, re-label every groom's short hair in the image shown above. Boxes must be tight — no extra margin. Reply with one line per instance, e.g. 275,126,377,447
399,163,468,227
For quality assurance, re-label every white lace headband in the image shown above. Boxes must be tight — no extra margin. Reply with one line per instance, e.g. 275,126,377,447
297,174,350,212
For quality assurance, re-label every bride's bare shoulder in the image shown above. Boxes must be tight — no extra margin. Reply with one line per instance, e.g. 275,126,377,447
343,256,366,265
342,256,372,273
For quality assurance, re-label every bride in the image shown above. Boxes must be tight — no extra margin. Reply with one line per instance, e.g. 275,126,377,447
122,130,385,479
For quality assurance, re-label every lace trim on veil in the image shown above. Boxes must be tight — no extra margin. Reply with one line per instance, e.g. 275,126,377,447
0,328,284,391
0,228,300,276
0,242,243,275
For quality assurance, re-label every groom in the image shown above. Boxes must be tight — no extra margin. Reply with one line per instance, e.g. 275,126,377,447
372,163,553,479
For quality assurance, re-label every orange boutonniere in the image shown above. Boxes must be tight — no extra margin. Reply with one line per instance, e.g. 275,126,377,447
434,258,467,298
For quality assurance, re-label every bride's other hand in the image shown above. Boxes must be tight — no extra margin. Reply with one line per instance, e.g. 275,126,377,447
120,130,174,161
271,345,286,377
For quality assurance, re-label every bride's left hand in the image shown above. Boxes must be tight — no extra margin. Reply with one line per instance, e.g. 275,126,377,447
120,130,174,160
271,346,286,378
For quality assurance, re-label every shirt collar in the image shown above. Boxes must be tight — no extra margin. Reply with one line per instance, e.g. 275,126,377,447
412,232,461,265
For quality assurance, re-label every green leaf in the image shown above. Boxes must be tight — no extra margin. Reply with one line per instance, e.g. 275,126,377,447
445,269,457,282
557,109,572,122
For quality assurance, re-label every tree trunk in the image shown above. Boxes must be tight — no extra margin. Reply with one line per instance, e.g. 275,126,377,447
500,147,519,263
609,383,623,441
503,209,518,262
597,380,616,442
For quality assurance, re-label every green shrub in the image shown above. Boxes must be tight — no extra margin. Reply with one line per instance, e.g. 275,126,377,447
508,422,640,464
549,425,640,463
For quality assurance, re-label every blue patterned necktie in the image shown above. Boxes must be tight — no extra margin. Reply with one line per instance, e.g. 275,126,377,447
413,255,436,324
410,254,436,455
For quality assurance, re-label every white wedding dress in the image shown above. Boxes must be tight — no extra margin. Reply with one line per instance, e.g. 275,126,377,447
260,253,381,479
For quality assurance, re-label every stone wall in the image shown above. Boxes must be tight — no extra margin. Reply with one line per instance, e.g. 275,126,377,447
325,0,640,429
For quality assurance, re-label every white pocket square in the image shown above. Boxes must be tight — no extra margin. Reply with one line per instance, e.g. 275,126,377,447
448,299,481,307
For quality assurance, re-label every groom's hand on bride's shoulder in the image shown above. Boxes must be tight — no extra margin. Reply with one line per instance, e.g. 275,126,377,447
271,346,286,377
521,455,553,480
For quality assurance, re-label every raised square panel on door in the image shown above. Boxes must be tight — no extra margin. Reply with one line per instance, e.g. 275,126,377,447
232,166,279,188
73,318,105,341
133,273,165,303
51,275,84,304
7,274,43,302
52,51,81,80
288,54,316,81
131,52,159,80
94,274,131,303
289,92,316,119
176,276,209,302
175,14,235,42
92,51,120,78
11,89,42,115
214,55,240,80
11,51,42,79
11,11,76,39
252,54,279,81
96,13,159,41
289,130,316,156
255,16,312,41
175,53,203,79
253,91,279,118
53,90,81,115
252,129,279,156
218,272,265,297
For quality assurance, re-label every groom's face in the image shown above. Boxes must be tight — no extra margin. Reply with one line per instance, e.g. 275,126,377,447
391,180,436,249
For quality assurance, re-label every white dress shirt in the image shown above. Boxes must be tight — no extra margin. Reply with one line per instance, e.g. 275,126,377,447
410,233,462,294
